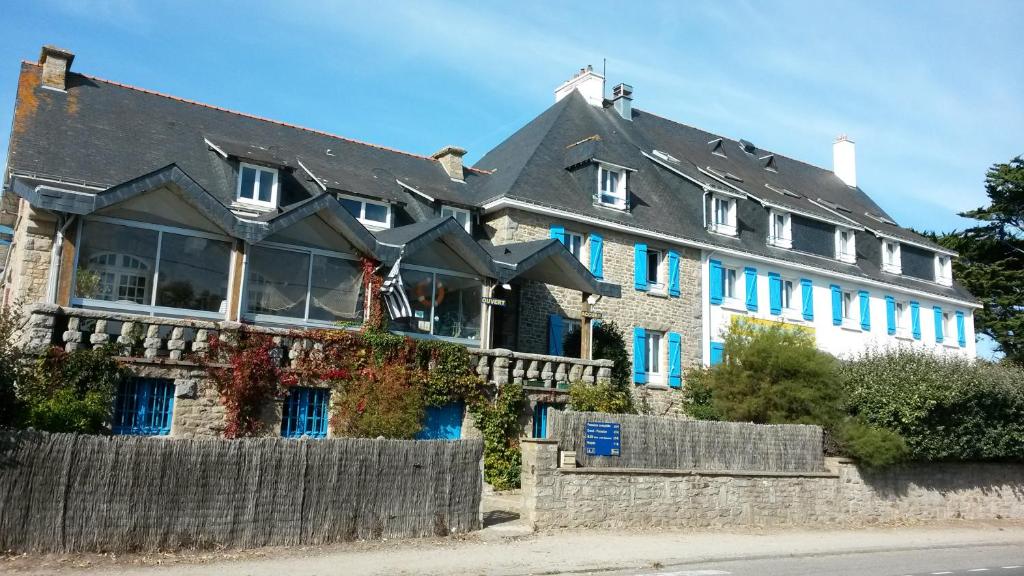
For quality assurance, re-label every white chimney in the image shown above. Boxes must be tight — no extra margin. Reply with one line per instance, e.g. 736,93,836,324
833,134,857,188
554,65,605,107
612,83,633,121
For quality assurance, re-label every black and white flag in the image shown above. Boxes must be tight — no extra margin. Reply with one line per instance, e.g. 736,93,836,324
381,257,413,319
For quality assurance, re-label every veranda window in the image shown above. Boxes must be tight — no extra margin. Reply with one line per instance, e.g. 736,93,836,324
73,217,231,318
244,243,364,326
389,267,482,343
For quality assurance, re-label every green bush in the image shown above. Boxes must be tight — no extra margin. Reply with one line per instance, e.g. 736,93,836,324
568,381,633,413
470,383,525,490
0,305,25,428
19,345,131,434
841,348,1024,462
564,320,634,413
834,420,908,468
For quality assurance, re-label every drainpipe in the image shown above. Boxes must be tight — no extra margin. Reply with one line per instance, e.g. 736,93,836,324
45,213,75,304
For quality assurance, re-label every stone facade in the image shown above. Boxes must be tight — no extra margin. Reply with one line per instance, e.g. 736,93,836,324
3,201,55,308
521,440,1024,529
484,208,702,416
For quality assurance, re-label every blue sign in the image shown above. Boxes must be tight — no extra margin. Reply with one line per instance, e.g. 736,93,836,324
584,421,621,456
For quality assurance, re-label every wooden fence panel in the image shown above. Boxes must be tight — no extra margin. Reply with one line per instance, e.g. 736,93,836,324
0,432,482,553
549,411,823,472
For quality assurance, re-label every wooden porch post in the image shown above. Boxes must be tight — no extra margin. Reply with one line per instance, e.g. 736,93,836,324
225,240,246,321
480,281,495,349
54,219,78,306
580,292,593,360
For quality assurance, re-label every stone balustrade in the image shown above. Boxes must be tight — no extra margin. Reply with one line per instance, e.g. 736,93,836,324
21,305,612,388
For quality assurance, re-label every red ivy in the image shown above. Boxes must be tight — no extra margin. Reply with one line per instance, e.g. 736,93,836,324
205,328,282,439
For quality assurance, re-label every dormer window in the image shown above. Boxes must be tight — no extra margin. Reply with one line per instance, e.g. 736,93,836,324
768,210,791,248
835,227,856,263
441,205,472,233
935,254,953,286
882,240,902,274
597,164,627,209
710,195,737,236
237,163,279,208
339,195,391,229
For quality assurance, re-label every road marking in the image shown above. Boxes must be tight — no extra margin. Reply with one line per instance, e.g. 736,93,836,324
1003,568,1023,570
932,572,954,575
970,570,991,572
652,571,731,576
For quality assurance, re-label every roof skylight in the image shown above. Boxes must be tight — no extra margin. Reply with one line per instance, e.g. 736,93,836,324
765,183,800,198
652,149,680,164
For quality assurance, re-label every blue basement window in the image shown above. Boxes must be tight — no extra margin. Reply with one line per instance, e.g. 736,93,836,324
281,387,330,439
113,377,175,436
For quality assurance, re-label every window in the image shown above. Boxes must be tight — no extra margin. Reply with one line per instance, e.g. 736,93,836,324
597,165,627,209
339,195,392,229
441,205,472,233
944,312,956,344
389,267,482,342
723,266,738,300
236,163,279,208
883,240,902,274
113,377,174,436
566,232,584,262
842,290,855,321
647,248,664,291
782,279,795,311
835,227,856,263
935,255,952,285
74,218,232,318
768,210,792,248
710,195,737,235
245,243,364,325
281,387,329,439
645,330,664,385
895,300,910,335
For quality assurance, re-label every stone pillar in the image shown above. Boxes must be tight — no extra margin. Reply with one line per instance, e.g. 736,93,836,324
520,439,559,529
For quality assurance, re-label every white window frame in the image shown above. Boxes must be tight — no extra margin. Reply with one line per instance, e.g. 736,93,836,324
935,254,953,286
241,240,363,329
943,311,958,347
768,210,792,248
339,194,392,229
835,227,856,263
236,162,279,209
645,330,665,386
646,248,665,293
721,265,741,307
71,215,232,320
781,277,798,314
597,164,627,210
895,299,912,339
841,290,857,326
441,205,472,233
565,231,585,263
710,195,737,236
882,240,902,274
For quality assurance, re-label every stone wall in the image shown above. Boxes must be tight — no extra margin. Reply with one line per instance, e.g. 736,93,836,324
484,208,703,416
4,201,55,308
521,439,1024,529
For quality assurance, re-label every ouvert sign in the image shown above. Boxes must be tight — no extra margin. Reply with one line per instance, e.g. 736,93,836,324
584,421,621,456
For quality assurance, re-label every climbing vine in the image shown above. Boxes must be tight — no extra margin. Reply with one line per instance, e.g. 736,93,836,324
469,383,526,490
205,327,286,438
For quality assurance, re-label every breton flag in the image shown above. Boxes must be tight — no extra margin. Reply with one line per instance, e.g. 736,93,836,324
381,257,413,319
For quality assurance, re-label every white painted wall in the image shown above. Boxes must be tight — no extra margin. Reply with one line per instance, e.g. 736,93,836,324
700,251,977,363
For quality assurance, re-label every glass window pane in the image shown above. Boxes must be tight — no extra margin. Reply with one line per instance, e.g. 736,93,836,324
647,251,659,284
389,269,434,335
156,232,232,312
239,166,257,200
75,221,158,304
363,202,388,223
340,197,362,218
308,255,364,322
258,169,275,203
432,274,481,341
246,245,310,319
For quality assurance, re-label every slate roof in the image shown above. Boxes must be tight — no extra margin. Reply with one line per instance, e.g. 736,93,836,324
471,90,974,303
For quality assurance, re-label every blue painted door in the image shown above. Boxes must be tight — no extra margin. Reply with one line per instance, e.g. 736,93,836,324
418,402,464,440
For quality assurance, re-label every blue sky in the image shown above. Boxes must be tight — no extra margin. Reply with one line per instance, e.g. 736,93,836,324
0,0,1020,356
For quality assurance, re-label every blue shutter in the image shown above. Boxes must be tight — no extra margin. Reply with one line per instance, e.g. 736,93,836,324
667,332,682,388
745,267,759,311
709,342,725,366
550,224,566,244
668,250,680,297
548,314,564,356
885,296,896,335
709,259,723,305
859,290,871,331
956,311,966,347
769,272,782,315
632,327,647,384
830,285,842,326
933,306,944,343
800,279,814,320
910,301,921,340
634,243,648,291
532,403,548,438
589,233,604,279
295,388,309,437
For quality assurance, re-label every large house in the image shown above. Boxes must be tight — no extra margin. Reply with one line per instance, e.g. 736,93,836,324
1,47,977,435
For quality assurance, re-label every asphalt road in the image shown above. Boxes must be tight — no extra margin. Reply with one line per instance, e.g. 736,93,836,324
611,544,1024,576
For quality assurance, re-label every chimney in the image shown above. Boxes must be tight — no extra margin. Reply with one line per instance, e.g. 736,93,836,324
612,83,633,121
554,65,605,107
432,145,467,181
833,134,857,188
39,45,75,91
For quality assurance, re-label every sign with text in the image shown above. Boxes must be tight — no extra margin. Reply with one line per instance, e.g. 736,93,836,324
584,421,621,456
481,296,506,307
581,310,603,320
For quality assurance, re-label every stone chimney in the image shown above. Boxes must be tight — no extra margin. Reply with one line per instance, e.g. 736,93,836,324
39,45,75,91
612,83,633,121
554,65,605,107
432,145,467,181
833,134,857,188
